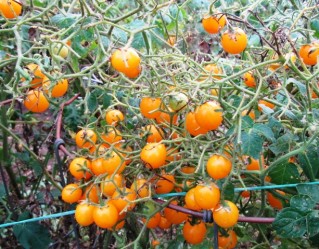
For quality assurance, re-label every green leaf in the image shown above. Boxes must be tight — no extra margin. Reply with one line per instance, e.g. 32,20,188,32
297,144,319,181
241,116,254,129
306,211,319,237
187,0,210,10
268,162,300,184
240,130,263,159
253,123,275,142
310,20,319,39
268,117,283,138
286,78,307,95
272,208,307,238
102,92,112,109
290,195,316,213
51,14,77,29
87,91,98,113
296,184,319,203
13,212,52,249
248,34,261,46
269,133,296,156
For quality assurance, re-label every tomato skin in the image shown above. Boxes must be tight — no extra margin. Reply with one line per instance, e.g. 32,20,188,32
158,215,172,229
51,43,69,58
141,125,164,143
42,76,68,98
0,0,22,19
202,14,227,34
140,143,167,169
61,183,83,204
22,63,45,88
213,201,239,228
102,151,126,175
299,43,319,66
75,203,95,226
185,188,201,211
206,154,232,180
221,27,248,54
183,221,207,245
167,35,176,46
142,212,161,229
130,178,150,198
163,201,188,224
24,90,50,113
194,183,220,210
111,187,137,212
155,108,178,125
185,112,208,136
80,184,99,203
218,230,238,249
140,97,162,119
258,100,275,112
105,109,124,126
93,202,119,229
195,101,223,131
100,173,124,197
69,157,92,180
75,129,97,149
101,129,122,147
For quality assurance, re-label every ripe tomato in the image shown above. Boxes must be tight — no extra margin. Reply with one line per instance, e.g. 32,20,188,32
91,158,107,175
61,183,83,204
241,190,250,198
166,146,181,162
206,154,232,180
75,202,95,226
102,151,126,174
124,65,142,78
110,47,141,78
112,212,126,231
101,173,124,197
267,190,285,210
221,27,248,54
299,42,319,66
75,129,97,149
218,230,238,249
42,76,68,98
243,72,256,88
142,212,161,229
154,174,175,194
246,156,264,170
213,201,239,228
167,35,176,46
0,0,22,19
140,97,162,119
155,108,178,125
111,187,137,212
203,63,223,80
141,125,164,143
101,129,122,147
180,165,196,174
195,101,223,131
163,200,188,224
202,13,227,34
241,109,256,120
185,112,208,136
140,143,167,169
24,90,50,113
185,188,201,211
194,183,220,210
69,157,92,180
258,100,275,112
158,215,172,229
89,143,108,156
151,240,160,248
80,184,99,203
115,143,133,165
93,202,119,229
23,63,44,88
183,220,207,245
105,109,124,126
130,178,150,198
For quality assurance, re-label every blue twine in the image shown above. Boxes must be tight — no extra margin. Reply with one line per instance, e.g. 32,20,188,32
1,181,319,229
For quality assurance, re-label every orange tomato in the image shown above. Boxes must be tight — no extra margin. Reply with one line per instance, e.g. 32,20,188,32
241,109,256,120
299,42,319,66
155,108,178,125
202,13,227,34
243,72,256,88
163,200,188,224
111,187,137,212
130,178,150,198
91,158,107,175
195,101,223,131
23,63,45,88
102,151,126,174
180,165,196,174
93,202,119,229
42,76,68,98
218,230,238,249
185,188,201,211
24,90,50,113
185,112,209,136
140,143,167,169
75,203,95,226
183,221,207,245
221,27,248,54
75,129,97,149
61,183,83,204
194,183,220,210
158,215,172,229
258,100,275,112
80,184,99,203
167,35,176,46
213,201,239,228
0,0,22,19
267,190,285,210
141,125,164,143
69,157,92,180
105,109,124,126
206,154,232,180
142,212,161,229
140,97,162,119
154,174,175,194
100,173,124,197
101,129,122,147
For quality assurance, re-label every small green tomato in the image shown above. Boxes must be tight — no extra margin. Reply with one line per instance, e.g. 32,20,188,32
168,92,188,111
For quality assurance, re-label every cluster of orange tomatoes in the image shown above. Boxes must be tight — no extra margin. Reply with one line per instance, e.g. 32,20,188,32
22,63,69,113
